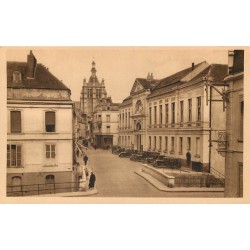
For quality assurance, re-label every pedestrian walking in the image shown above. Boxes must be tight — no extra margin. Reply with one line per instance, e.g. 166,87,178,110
83,155,88,166
89,172,96,189
85,167,89,179
186,150,191,166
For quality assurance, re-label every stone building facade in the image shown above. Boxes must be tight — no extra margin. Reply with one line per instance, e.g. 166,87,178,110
92,97,120,148
224,50,244,197
7,51,74,195
118,62,228,174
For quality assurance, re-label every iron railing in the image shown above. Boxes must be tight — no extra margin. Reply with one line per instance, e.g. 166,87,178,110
7,181,80,197
210,167,225,179
174,176,225,188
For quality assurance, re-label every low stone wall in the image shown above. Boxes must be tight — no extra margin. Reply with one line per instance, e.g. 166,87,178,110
142,164,175,187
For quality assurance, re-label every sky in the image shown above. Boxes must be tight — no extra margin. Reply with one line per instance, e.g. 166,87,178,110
6,47,229,102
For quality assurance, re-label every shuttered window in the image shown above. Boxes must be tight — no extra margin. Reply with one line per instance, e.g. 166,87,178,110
45,111,55,132
10,111,21,133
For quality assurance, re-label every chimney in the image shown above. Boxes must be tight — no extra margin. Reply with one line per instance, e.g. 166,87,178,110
27,50,37,79
192,63,195,71
147,73,153,81
228,50,234,74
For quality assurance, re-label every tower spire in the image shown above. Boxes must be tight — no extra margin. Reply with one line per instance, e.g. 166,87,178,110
91,60,97,77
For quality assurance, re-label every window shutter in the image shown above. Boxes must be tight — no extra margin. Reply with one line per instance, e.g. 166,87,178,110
7,145,10,167
17,145,21,166
45,112,55,125
11,111,21,133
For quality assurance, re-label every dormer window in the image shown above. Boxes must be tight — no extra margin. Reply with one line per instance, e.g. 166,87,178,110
13,71,22,83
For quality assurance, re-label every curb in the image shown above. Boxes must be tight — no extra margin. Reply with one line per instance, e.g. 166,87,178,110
134,171,224,192
37,189,98,197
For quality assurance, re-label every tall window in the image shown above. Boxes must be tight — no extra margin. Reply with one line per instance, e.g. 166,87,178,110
179,137,183,154
154,136,156,150
159,105,163,125
196,137,200,156
197,97,201,122
159,136,162,150
171,137,175,152
128,112,130,127
122,113,124,128
165,137,168,151
188,99,192,123
165,104,169,125
46,145,56,159
7,144,21,167
171,102,175,124
125,113,127,127
45,111,55,132
154,106,157,125
187,137,191,151
149,107,152,125
180,101,184,124
10,111,21,133
149,136,151,149
106,115,110,123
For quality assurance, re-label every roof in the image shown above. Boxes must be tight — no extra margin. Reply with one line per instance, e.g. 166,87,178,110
136,78,158,89
7,61,70,91
120,95,132,106
153,61,205,91
148,62,228,99
191,64,228,82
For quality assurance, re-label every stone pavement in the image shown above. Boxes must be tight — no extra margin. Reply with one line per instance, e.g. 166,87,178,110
134,169,224,193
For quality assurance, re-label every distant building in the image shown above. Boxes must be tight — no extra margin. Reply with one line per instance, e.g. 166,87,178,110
92,97,120,148
7,51,74,195
73,101,87,139
79,61,108,141
118,62,228,174
224,50,244,197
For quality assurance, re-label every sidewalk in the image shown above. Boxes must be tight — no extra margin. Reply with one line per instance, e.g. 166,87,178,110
134,170,224,193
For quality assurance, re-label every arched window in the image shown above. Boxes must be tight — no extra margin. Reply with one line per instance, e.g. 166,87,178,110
135,100,143,113
11,176,22,193
136,122,141,130
45,175,55,184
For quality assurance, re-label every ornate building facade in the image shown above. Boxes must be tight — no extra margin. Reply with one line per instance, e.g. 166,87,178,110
79,61,107,141
118,62,228,174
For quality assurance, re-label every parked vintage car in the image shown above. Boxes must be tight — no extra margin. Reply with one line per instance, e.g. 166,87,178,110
130,152,146,162
130,151,160,162
145,152,161,163
153,156,180,169
119,150,133,158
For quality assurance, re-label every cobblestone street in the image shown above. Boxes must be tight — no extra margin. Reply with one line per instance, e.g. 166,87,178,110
84,148,224,198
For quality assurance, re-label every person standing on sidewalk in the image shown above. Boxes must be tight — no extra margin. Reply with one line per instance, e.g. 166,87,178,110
89,172,96,189
83,155,88,166
186,150,191,167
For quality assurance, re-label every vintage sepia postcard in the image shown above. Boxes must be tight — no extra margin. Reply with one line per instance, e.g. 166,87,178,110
0,46,249,204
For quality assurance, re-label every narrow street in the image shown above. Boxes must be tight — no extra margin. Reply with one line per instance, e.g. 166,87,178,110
84,148,224,198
